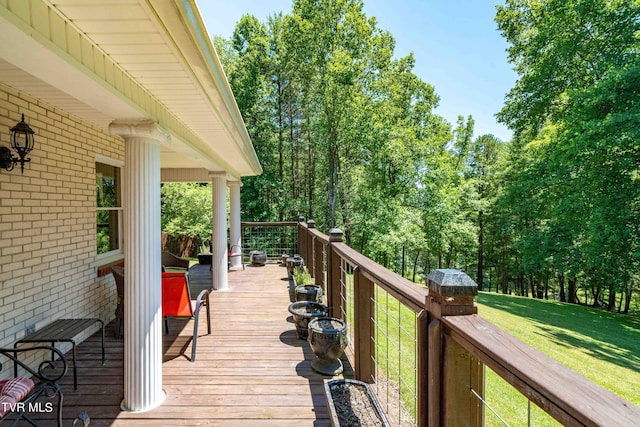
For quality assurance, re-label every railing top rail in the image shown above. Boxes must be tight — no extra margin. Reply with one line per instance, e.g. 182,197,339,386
306,226,330,245
332,241,427,313
443,314,640,427
242,221,298,227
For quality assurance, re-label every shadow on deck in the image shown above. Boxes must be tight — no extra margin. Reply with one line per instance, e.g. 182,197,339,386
25,263,352,426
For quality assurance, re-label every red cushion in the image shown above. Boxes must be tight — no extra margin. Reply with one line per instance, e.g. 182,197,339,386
0,377,35,417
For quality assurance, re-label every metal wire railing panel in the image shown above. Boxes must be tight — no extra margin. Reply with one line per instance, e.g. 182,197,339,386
371,286,418,427
475,367,562,427
332,247,418,426
241,223,298,259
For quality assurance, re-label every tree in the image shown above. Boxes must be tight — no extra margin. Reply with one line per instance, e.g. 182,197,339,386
496,0,640,137
161,183,212,251
493,0,640,308
466,134,507,289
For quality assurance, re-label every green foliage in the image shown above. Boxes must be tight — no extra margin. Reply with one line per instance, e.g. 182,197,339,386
487,0,640,309
293,266,313,285
496,0,640,137
161,183,212,245
214,0,640,313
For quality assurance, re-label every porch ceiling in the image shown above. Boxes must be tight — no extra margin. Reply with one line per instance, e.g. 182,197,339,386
0,0,261,178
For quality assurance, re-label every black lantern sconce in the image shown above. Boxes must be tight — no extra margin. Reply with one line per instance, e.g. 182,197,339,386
0,114,35,173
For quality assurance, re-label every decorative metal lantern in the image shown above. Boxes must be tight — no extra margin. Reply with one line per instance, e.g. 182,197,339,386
0,114,35,173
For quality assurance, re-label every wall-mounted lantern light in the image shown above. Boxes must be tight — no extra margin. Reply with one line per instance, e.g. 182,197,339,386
0,114,35,173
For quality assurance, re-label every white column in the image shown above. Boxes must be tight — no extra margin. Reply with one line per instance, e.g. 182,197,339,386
110,120,167,413
228,180,242,269
211,173,228,290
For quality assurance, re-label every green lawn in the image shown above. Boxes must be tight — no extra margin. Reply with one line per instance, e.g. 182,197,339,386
343,277,640,426
477,291,640,425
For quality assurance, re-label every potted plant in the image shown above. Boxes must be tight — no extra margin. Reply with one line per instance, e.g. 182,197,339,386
293,267,323,302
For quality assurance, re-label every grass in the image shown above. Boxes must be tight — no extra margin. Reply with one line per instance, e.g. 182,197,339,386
340,267,640,426
477,291,640,425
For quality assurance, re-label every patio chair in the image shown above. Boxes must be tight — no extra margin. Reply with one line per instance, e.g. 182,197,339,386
161,272,211,362
0,346,67,426
111,266,125,339
228,244,245,270
161,251,190,272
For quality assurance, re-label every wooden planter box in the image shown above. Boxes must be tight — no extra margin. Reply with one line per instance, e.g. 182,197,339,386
324,379,390,427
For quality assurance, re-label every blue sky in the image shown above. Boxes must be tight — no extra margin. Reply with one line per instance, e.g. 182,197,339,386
196,0,517,142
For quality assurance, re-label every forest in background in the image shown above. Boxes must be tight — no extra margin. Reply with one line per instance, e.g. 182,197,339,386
163,0,640,313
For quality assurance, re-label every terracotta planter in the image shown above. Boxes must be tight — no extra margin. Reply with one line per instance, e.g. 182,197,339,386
308,317,348,375
324,379,390,427
295,284,323,302
288,301,328,340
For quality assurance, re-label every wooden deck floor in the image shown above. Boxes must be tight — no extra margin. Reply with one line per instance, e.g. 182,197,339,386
28,263,352,426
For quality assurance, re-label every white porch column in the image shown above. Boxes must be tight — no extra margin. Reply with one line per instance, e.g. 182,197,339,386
211,173,228,290
110,120,167,412
228,180,242,269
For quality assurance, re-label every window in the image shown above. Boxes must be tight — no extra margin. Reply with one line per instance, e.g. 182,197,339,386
96,160,122,257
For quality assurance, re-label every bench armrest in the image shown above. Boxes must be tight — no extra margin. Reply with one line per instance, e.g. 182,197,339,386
0,346,68,383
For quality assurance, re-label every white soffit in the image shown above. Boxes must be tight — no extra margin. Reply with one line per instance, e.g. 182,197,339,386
0,0,261,176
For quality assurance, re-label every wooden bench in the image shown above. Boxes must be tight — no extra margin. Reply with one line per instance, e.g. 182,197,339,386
14,319,105,391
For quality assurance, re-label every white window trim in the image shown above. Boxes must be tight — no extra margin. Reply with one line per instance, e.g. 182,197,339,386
96,155,124,263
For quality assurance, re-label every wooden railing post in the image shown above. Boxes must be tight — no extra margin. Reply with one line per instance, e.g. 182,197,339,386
297,216,305,260
327,228,343,319
417,308,429,427
314,236,325,289
353,266,374,383
307,220,316,278
425,269,482,427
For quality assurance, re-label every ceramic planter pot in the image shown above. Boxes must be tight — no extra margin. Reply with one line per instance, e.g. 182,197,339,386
288,301,329,339
308,317,348,375
295,284,323,302
281,254,290,267
286,256,304,276
249,250,267,266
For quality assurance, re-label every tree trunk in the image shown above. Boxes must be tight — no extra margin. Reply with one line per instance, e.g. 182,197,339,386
445,240,454,268
568,276,577,304
544,277,549,300
558,272,566,302
328,147,338,228
401,245,406,278
623,283,632,314
306,118,315,222
412,249,421,283
607,283,615,312
477,210,484,290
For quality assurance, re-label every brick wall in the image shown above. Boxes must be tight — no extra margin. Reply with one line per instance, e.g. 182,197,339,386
0,83,124,373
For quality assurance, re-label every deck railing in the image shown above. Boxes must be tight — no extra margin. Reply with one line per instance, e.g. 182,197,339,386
240,221,298,260
294,220,640,427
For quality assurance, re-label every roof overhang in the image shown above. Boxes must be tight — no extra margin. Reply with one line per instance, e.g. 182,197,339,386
0,0,261,178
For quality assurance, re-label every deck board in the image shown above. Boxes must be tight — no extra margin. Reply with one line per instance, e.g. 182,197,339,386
19,263,351,426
